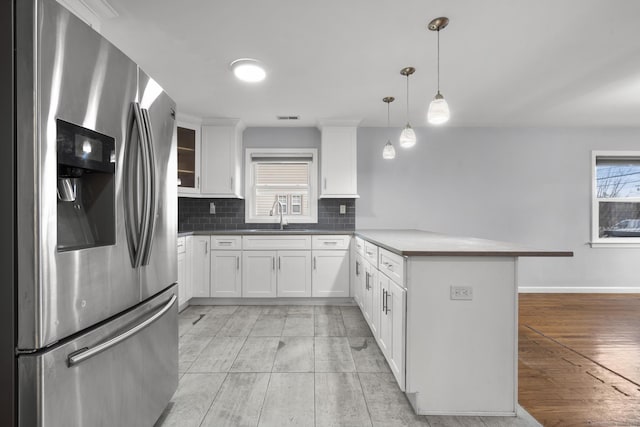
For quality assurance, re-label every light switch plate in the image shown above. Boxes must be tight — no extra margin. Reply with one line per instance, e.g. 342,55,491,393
339,204,346,214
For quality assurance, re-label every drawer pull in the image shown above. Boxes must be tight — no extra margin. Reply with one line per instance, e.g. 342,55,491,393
219,241,232,246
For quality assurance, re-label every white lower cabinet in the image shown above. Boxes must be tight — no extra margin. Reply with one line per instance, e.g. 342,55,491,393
354,237,407,391
177,237,191,306
277,251,312,297
242,250,311,298
388,279,406,390
353,253,365,309
377,274,392,356
361,261,375,325
211,250,242,297
312,250,350,297
189,236,211,297
242,251,277,297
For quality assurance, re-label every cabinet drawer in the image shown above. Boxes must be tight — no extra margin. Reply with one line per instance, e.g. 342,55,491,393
379,248,405,285
177,237,186,254
363,241,378,267
312,235,351,250
243,235,311,250
211,235,242,250
354,236,365,256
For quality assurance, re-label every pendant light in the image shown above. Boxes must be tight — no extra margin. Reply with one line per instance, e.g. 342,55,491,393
399,67,417,148
382,97,396,160
427,17,450,125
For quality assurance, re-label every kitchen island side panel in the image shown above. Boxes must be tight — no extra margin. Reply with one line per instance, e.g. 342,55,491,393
405,256,517,416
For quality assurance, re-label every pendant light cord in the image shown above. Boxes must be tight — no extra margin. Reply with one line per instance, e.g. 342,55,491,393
437,29,440,94
387,101,390,128
406,75,410,122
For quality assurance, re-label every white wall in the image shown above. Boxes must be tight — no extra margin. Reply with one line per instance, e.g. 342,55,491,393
244,127,320,149
357,127,640,291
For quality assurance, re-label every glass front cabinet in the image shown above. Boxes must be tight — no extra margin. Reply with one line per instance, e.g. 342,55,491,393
177,121,200,195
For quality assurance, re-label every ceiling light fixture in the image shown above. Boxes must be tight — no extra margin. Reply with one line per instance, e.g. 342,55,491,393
230,58,266,83
382,96,396,160
427,17,450,125
399,67,417,148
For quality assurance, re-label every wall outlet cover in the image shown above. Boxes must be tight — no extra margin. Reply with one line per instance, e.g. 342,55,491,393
450,285,473,300
340,204,346,214
209,202,216,214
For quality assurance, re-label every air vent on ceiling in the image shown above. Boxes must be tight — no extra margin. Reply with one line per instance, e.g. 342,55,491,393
277,116,300,121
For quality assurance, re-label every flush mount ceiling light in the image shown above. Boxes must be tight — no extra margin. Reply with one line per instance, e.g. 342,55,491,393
399,67,417,148
382,96,396,160
230,58,266,83
427,17,451,125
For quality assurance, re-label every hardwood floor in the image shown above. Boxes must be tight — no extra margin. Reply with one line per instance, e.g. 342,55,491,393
518,294,640,426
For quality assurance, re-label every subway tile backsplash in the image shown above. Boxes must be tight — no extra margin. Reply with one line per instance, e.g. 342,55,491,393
178,198,355,232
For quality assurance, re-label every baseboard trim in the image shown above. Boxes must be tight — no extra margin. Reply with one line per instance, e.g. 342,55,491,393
519,286,640,293
188,297,356,306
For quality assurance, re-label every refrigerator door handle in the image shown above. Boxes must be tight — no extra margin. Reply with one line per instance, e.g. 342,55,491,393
124,102,150,268
140,108,157,266
67,294,177,367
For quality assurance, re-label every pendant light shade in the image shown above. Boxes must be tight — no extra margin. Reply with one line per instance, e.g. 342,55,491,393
399,67,417,148
427,17,450,125
382,96,396,160
427,92,450,125
383,140,396,159
399,125,416,148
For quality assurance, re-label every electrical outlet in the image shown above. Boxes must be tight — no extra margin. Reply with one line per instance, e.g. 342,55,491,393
339,204,346,214
209,202,216,214
450,286,473,300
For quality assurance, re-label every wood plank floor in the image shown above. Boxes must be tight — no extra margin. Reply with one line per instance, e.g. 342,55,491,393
518,294,640,426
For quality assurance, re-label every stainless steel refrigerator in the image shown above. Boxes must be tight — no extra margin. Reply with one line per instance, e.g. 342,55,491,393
6,0,179,425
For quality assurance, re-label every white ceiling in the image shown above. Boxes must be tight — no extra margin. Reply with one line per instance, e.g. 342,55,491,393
95,0,640,127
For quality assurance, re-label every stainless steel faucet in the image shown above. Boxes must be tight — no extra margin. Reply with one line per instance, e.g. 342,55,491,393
270,200,287,230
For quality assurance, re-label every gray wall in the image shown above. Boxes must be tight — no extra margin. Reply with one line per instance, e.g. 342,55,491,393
357,127,640,291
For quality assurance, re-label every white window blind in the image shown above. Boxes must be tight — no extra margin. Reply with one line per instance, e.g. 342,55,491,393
254,162,310,217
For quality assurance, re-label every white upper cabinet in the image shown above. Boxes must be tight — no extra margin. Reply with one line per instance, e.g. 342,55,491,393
319,123,359,198
201,119,244,198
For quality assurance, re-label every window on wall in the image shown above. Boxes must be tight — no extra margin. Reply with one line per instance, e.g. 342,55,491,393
592,151,640,246
245,149,318,223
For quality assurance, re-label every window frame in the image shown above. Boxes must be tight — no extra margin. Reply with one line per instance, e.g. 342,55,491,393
590,150,640,248
244,148,318,224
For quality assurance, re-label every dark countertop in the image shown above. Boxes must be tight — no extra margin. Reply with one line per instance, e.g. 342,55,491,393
178,229,353,238
355,229,574,258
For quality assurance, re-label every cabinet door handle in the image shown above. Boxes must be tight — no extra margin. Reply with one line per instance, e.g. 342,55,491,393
272,257,275,271
355,261,360,276
230,176,233,190
324,178,327,190
313,256,317,270
236,256,240,270
197,176,200,189
278,256,281,270
204,241,208,254
365,272,369,290
385,291,391,315
382,289,386,313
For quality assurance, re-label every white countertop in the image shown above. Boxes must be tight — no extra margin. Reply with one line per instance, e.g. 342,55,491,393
355,229,573,257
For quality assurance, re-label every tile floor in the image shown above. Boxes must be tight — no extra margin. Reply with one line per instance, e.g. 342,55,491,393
155,305,540,427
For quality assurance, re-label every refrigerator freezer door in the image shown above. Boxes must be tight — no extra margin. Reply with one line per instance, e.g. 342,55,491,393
16,0,140,349
18,285,178,427
138,69,178,300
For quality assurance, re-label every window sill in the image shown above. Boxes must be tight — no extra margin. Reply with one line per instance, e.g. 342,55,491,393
589,241,640,248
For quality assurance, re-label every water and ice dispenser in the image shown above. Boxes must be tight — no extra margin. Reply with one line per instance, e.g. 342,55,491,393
56,119,116,251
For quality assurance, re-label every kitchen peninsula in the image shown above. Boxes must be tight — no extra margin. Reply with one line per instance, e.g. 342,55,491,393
354,229,572,416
